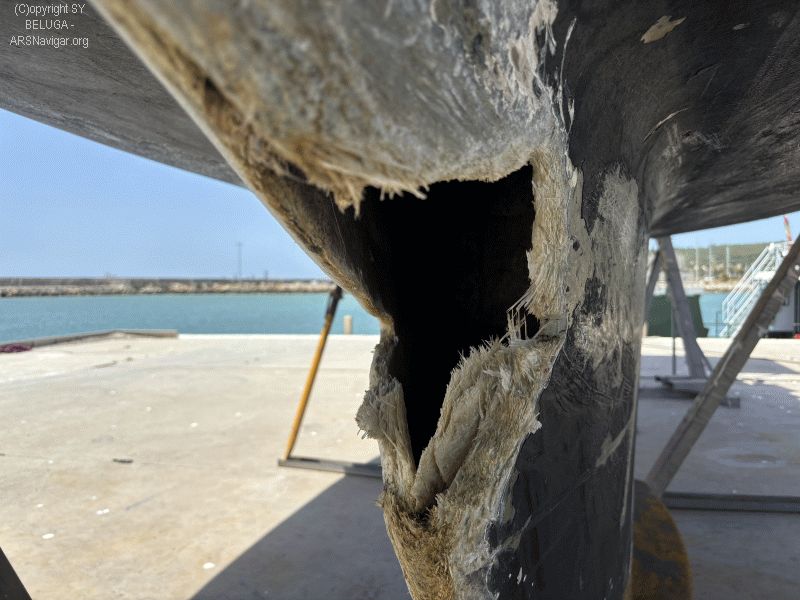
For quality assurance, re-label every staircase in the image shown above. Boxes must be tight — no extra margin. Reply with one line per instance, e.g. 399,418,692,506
720,242,787,337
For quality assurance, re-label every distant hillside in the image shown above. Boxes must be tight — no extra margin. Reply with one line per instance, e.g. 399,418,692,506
667,241,785,282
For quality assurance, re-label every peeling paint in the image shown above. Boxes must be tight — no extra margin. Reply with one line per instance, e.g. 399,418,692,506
571,169,645,390
596,413,635,468
641,16,686,44
643,108,689,142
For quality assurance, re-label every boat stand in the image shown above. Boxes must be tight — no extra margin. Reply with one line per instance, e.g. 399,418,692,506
649,237,739,407
646,236,800,513
277,286,382,479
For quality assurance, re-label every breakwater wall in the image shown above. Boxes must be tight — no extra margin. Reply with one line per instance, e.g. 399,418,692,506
0,278,336,297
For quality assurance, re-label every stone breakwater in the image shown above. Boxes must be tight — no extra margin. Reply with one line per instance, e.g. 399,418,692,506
0,278,336,297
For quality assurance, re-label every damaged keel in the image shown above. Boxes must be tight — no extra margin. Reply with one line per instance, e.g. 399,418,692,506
357,160,646,598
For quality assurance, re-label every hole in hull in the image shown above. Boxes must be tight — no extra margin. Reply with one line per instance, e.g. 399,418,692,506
358,166,537,463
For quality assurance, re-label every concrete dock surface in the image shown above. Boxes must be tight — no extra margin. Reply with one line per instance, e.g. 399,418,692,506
1,334,798,599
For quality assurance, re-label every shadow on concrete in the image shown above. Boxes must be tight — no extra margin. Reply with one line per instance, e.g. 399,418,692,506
637,353,800,497
638,353,800,599
640,352,798,376
192,350,798,600
640,353,800,413
191,468,409,600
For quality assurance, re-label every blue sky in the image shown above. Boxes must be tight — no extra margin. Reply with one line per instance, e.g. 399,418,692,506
0,109,325,279
1,108,797,278
671,216,798,248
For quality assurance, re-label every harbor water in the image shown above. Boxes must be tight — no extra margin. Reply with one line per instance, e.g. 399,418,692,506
0,293,380,342
698,292,727,337
0,292,730,343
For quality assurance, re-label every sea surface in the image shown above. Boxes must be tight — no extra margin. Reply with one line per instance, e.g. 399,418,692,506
698,292,727,337
0,291,729,343
0,293,380,343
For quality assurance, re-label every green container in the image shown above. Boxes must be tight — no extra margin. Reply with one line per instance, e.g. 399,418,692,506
647,295,708,337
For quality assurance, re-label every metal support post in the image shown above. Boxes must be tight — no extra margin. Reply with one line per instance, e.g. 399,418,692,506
658,237,708,378
671,304,677,376
725,245,731,279
695,247,700,281
644,248,663,321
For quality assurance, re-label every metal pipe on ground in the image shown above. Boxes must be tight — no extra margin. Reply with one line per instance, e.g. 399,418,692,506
282,286,342,461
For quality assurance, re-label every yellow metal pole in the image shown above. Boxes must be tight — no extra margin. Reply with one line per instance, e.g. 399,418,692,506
282,286,342,460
